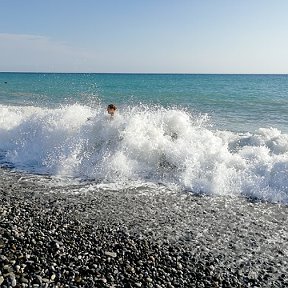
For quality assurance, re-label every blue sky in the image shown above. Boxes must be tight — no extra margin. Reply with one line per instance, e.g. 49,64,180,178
1,0,288,73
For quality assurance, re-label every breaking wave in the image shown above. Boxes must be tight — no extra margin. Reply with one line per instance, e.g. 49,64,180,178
0,103,288,204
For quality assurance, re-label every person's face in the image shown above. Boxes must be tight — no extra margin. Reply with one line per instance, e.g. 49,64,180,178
107,108,115,115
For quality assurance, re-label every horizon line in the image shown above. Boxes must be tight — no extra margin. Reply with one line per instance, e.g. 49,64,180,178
1,71,288,76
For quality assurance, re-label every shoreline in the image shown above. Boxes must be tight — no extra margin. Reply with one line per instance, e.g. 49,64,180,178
1,169,288,287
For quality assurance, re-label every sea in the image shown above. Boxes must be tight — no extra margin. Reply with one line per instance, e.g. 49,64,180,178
0,73,288,204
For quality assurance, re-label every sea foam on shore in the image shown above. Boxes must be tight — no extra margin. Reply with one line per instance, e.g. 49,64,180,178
1,104,288,204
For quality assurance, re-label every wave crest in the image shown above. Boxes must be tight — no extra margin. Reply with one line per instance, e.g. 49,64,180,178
0,104,288,204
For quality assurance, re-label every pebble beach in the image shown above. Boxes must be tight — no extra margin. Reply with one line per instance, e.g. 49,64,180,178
1,169,288,288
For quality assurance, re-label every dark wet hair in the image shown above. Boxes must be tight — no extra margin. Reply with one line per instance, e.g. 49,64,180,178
107,104,117,110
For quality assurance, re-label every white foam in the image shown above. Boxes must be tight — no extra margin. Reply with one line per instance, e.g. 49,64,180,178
0,104,287,204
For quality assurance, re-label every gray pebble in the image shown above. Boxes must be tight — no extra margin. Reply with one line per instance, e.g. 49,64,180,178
104,251,117,258
0,276,4,285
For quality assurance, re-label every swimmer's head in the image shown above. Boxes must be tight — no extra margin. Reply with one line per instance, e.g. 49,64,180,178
107,104,117,116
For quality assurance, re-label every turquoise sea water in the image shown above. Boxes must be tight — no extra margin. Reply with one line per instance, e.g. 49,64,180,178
0,73,288,203
1,73,288,133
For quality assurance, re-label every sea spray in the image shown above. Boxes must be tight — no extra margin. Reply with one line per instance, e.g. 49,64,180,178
0,103,287,203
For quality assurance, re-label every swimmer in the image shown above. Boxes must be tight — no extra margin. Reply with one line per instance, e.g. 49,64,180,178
87,104,117,121
107,104,117,117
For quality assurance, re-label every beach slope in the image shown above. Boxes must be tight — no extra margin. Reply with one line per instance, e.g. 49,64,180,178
1,169,288,287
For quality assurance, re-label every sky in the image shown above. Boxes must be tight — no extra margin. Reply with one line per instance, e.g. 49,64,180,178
0,0,288,73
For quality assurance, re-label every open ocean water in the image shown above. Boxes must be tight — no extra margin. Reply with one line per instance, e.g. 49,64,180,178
0,73,288,204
